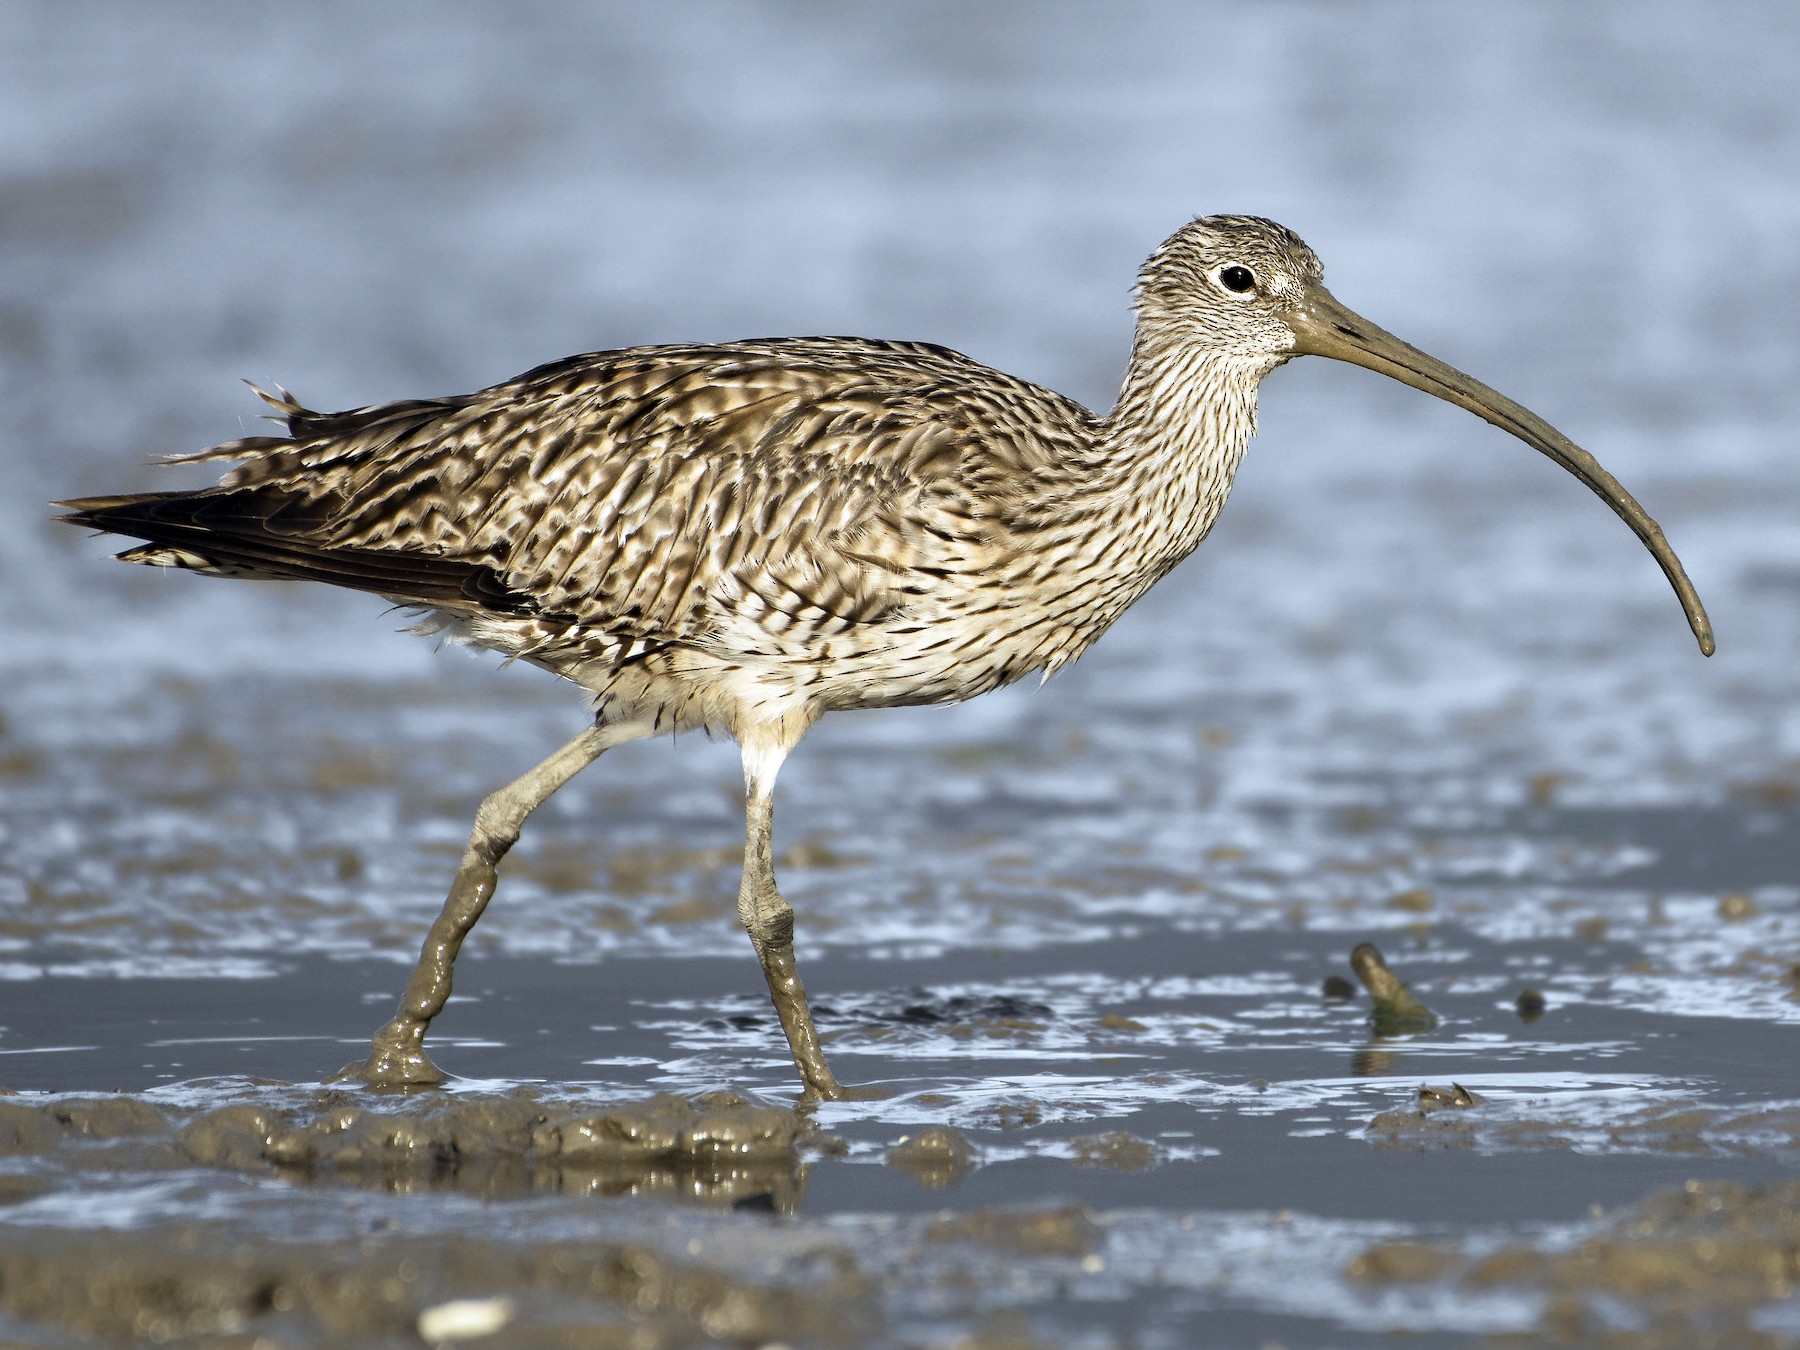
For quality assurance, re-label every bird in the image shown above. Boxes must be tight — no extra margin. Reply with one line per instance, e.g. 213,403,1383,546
59,215,1714,1100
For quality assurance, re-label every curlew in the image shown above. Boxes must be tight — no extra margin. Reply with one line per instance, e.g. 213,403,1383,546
60,216,1713,1099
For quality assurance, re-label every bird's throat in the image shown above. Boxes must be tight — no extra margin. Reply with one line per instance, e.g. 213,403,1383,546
1093,338,1263,580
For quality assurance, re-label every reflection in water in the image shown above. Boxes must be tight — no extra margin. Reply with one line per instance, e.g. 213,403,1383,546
1350,1045,1401,1078
885,1126,977,1189
167,1087,820,1211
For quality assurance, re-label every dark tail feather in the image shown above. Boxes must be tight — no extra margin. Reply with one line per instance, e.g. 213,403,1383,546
56,490,537,616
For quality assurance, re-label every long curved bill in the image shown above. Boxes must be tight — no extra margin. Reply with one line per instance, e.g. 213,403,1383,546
1284,284,1714,657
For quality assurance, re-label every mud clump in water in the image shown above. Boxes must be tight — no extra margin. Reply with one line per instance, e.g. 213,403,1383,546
0,1096,178,1176
0,1101,66,1155
532,1090,801,1164
886,1125,976,1189
1352,1179,1800,1341
180,1090,548,1181
7,1086,819,1208
1068,1131,1156,1171
0,1095,169,1154
975,1101,1044,1131
927,1205,1101,1258
1346,1240,1461,1283
534,1090,811,1207
1094,1012,1147,1033
1366,1082,1488,1151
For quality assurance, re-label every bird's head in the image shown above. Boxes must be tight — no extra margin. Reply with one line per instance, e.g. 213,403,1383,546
1135,213,1713,656
1134,213,1325,372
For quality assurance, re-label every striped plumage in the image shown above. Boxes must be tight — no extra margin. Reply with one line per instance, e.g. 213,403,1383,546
68,329,1260,726
60,215,1710,1097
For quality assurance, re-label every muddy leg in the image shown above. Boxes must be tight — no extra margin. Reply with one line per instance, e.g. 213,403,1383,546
738,743,844,1100
333,718,651,1086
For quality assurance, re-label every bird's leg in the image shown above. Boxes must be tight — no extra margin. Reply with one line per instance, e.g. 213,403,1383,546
738,742,844,1100
334,718,647,1087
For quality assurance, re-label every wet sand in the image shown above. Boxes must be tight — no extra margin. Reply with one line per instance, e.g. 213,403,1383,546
0,673,1792,1346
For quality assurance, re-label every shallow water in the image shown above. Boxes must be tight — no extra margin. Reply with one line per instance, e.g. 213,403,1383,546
3,3,1799,1346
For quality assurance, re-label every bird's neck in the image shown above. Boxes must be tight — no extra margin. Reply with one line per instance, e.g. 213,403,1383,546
1087,325,1264,569
983,327,1269,679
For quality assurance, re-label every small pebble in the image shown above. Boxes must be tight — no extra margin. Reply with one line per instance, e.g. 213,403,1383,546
1387,887,1434,913
417,1297,515,1343
1717,893,1758,922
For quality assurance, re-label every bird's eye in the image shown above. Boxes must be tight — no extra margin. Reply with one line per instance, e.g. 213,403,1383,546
1219,265,1256,293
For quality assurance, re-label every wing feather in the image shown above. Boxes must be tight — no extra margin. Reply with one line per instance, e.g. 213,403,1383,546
66,338,1099,656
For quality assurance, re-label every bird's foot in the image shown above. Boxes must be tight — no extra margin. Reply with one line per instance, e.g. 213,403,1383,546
327,1019,447,1088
